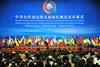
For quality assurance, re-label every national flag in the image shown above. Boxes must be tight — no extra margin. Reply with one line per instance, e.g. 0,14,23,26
93,37,98,46
80,36,83,45
82,39,86,47
2,36,5,46
50,40,53,46
35,36,38,44
75,37,78,45
64,38,67,46
58,38,63,46
55,36,57,46
8,36,11,46
22,36,25,45
6,39,9,47
28,36,32,45
32,36,35,42
45,36,46,41
15,36,19,46
37,36,41,45
98,37,100,46
28,36,31,43
18,36,23,46
72,38,75,46
91,37,96,46
68,37,73,46
11,38,14,46
31,36,35,46
0,38,2,46
48,36,51,45
46,36,49,43
62,37,65,46
40,38,44,46
86,39,89,46
52,38,55,45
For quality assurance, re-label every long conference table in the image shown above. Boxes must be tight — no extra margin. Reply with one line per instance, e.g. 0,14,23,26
0,46,100,52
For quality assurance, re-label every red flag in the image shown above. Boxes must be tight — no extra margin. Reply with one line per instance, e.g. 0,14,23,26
20,43,22,46
86,42,88,46
76,38,78,45
92,36,94,40
48,36,51,45
11,39,13,43
94,36,96,40
32,36,35,42
2,36,5,46
80,36,82,45
24,38,26,46
47,36,48,40
52,40,55,45
39,39,43,43
22,36,24,42
2,42,5,46
45,36,46,41
7,40,9,43
59,42,63,46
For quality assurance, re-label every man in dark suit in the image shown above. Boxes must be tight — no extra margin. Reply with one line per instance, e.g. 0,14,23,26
37,58,44,67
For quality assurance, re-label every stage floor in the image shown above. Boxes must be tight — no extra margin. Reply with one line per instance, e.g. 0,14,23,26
0,46,100,52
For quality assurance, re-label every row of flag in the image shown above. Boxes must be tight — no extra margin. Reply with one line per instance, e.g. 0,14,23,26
0,36,100,47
